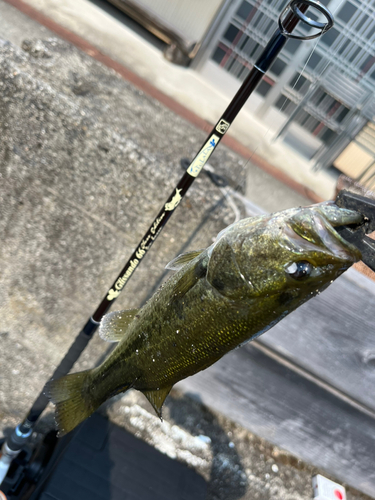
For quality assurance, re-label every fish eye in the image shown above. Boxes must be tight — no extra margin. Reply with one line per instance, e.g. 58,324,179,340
285,260,313,280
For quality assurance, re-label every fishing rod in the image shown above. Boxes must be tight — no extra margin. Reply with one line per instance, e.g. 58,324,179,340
0,0,333,491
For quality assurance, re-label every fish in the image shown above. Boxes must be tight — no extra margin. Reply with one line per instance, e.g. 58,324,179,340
47,202,362,436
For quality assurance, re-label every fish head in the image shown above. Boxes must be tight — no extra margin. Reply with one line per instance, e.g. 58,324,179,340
208,202,362,305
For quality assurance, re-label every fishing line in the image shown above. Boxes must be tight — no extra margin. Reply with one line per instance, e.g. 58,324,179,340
204,0,353,236
228,0,351,208
203,163,242,222
279,36,322,113
274,0,349,121
231,25,330,199
207,28,328,221
167,3,339,240
197,46,324,221
178,30,329,251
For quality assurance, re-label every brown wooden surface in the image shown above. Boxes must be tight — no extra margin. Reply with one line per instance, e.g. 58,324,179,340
177,267,375,495
259,267,375,412
178,345,375,496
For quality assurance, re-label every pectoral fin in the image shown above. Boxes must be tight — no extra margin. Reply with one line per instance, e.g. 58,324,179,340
165,249,205,271
171,256,208,301
99,309,139,342
142,385,173,419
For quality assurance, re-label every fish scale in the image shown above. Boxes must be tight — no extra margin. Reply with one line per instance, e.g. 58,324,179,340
47,202,363,436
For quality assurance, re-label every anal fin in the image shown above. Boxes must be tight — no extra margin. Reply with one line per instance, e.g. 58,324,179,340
142,385,173,419
99,309,139,342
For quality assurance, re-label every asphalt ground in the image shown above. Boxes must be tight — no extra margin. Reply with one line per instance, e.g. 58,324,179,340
0,2,372,499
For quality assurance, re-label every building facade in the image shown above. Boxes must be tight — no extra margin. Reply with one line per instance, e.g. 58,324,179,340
193,0,375,178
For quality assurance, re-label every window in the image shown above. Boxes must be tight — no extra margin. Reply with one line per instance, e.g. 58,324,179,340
236,1,253,21
250,42,261,59
275,96,298,115
239,34,250,51
322,28,339,47
320,128,336,144
284,38,302,55
224,24,240,43
348,46,361,63
270,58,287,77
306,52,322,70
207,0,373,169
212,47,226,65
361,54,375,75
289,73,309,92
337,1,357,23
335,106,350,124
256,80,272,97
238,64,250,81
298,113,320,132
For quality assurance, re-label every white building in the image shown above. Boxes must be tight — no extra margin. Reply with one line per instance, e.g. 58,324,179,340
112,0,375,185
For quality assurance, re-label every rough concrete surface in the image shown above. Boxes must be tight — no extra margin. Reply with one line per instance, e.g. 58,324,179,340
18,0,339,200
0,7,371,500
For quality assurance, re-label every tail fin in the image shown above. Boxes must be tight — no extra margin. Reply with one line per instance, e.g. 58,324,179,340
46,370,95,437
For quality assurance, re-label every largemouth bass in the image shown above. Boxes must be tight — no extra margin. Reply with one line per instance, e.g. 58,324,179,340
47,202,362,436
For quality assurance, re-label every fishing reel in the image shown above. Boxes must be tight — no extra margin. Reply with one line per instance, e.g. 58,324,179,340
0,431,58,500
279,0,334,40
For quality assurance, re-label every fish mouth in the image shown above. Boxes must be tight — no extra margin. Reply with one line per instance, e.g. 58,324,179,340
314,213,360,262
317,201,363,228
317,202,363,262
285,204,362,263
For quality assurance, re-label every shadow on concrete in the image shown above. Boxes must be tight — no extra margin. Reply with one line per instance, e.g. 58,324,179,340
166,392,248,500
6,412,207,500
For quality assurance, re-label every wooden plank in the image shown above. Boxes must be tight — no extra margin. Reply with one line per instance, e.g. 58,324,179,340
257,267,375,412
176,342,375,496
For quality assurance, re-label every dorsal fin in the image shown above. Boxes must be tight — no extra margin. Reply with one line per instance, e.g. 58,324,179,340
99,309,139,342
142,385,173,419
165,249,205,271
